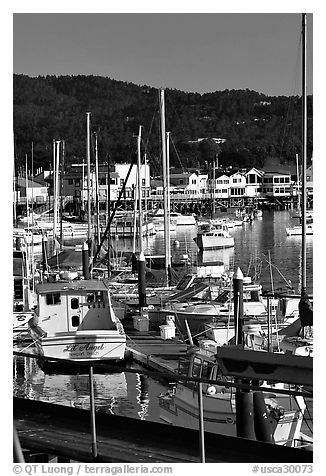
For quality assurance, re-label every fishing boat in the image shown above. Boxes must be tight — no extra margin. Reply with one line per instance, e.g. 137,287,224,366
159,344,309,447
149,208,177,232
28,279,126,365
195,221,234,251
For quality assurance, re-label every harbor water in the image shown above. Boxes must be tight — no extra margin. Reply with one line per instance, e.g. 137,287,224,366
13,210,313,428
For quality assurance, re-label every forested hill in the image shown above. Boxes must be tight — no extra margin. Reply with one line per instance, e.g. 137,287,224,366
13,74,313,174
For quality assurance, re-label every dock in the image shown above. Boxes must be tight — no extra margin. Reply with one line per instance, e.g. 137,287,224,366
125,323,188,375
14,398,312,463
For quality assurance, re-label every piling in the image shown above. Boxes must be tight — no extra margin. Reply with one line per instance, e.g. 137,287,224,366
234,268,255,438
253,391,274,443
131,252,138,274
82,242,90,280
235,383,255,439
233,267,244,345
137,251,147,310
42,235,48,273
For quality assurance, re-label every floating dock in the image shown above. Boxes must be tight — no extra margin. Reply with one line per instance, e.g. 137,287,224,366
125,325,188,375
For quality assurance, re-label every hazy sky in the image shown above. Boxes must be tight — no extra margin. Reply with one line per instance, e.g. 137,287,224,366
13,12,313,96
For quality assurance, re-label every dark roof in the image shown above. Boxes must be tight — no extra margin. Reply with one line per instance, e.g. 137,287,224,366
36,279,109,294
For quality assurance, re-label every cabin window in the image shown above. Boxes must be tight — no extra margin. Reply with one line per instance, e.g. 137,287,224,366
202,361,214,380
71,315,80,327
46,293,61,305
191,357,203,378
71,298,79,309
95,291,104,302
86,293,95,303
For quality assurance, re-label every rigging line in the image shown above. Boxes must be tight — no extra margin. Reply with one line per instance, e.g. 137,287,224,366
170,135,185,173
278,34,302,160
261,253,293,288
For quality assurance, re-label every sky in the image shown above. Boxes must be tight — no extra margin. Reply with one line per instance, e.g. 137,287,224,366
12,10,314,97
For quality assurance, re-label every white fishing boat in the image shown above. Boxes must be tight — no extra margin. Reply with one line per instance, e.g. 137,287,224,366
174,212,196,226
195,221,234,251
28,279,126,364
149,208,177,232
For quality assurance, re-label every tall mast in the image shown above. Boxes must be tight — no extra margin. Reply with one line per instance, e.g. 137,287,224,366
60,140,65,250
94,132,101,245
137,125,143,255
13,161,17,226
53,140,60,244
160,89,171,284
295,153,300,211
166,131,171,270
301,13,307,295
212,158,216,218
25,154,31,280
86,112,92,247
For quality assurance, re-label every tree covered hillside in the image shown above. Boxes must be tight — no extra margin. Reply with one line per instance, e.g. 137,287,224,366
13,74,313,174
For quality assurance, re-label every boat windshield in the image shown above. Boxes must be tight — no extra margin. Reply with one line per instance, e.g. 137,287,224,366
214,290,230,303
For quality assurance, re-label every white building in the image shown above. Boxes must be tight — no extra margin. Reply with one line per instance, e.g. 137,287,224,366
245,168,264,197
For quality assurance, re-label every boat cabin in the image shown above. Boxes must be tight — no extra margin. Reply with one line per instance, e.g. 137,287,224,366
32,280,118,335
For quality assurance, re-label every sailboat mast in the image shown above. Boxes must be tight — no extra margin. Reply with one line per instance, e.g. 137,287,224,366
301,12,307,295
212,158,216,217
94,132,101,244
60,140,65,250
86,112,92,246
53,140,60,243
137,125,143,255
160,89,171,283
295,153,300,210
166,131,171,266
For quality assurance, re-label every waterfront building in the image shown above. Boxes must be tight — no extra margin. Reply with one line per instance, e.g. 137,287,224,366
245,168,264,198
15,175,49,205
262,167,292,198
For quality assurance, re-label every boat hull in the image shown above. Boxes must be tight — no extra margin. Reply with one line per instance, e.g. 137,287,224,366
196,235,235,250
29,328,126,362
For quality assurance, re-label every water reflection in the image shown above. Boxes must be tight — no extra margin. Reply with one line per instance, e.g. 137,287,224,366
198,247,235,271
13,355,168,422
33,211,312,295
